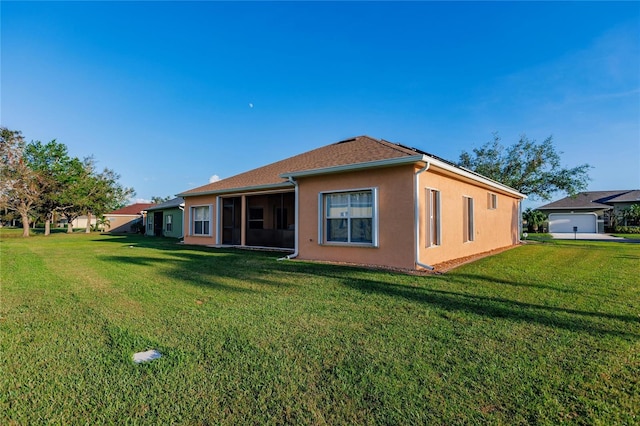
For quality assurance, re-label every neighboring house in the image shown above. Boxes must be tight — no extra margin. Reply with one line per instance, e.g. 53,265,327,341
104,203,156,233
144,197,185,238
538,190,640,233
56,215,97,230
178,136,526,271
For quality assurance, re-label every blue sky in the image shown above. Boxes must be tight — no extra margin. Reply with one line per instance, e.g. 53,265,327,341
2,1,639,207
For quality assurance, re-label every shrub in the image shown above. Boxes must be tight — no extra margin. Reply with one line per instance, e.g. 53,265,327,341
613,225,640,234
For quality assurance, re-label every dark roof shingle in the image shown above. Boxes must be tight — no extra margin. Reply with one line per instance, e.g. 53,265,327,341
179,136,419,196
106,203,156,215
538,190,640,210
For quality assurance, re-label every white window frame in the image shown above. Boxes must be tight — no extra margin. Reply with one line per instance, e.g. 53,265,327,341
318,188,378,247
426,188,441,247
463,196,474,242
190,205,212,236
165,214,173,232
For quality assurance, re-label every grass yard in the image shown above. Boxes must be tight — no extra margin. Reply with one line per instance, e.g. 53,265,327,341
1,233,638,424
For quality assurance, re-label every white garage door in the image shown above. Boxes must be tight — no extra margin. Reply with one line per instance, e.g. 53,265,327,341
548,213,597,233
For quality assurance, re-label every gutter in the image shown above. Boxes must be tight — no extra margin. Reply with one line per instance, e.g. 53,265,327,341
415,162,435,271
178,204,185,239
280,155,427,179
177,182,293,198
278,176,299,260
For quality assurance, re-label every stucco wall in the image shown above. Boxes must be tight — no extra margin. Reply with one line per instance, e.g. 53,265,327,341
105,214,142,234
417,167,521,266
183,195,218,245
297,165,417,270
181,163,523,270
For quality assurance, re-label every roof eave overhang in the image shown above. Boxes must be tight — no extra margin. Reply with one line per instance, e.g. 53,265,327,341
538,205,612,211
178,182,293,198
425,156,527,199
181,154,526,200
282,154,526,199
280,155,429,179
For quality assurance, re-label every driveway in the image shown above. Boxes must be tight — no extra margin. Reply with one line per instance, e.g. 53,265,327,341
550,233,639,242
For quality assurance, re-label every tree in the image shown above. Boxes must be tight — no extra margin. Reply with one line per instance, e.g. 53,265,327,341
151,195,171,204
24,140,76,235
58,157,134,233
619,203,640,227
0,127,44,237
82,162,135,233
522,208,547,233
458,133,591,201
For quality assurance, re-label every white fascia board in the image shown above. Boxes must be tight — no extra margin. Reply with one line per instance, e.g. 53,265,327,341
280,154,526,199
425,156,527,199
280,155,428,179
177,182,293,198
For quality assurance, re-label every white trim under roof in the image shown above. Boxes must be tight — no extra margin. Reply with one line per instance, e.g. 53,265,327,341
281,154,526,199
177,182,293,197
280,155,427,178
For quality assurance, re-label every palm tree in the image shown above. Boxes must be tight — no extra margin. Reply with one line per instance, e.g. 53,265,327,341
95,216,111,233
523,208,547,233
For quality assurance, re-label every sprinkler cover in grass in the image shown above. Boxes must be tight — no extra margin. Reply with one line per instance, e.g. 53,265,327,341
133,349,162,363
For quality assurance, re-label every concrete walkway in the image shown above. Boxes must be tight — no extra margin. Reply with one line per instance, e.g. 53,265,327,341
550,233,631,241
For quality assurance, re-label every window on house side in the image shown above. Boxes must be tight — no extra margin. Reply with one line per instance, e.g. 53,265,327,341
426,189,441,247
192,206,210,235
165,214,173,232
323,190,376,245
463,196,474,242
488,193,497,210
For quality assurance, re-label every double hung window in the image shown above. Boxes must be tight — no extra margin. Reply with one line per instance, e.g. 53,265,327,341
165,214,173,232
322,189,377,245
192,206,210,235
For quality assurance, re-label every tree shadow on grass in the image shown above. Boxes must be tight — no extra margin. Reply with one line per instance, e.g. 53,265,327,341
98,236,297,293
337,277,640,339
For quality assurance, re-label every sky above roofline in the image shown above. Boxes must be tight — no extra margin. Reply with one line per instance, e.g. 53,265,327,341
2,1,638,209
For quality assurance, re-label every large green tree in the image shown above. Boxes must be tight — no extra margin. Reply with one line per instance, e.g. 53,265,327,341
58,157,134,233
24,140,76,235
1,127,134,236
0,128,43,237
458,133,591,200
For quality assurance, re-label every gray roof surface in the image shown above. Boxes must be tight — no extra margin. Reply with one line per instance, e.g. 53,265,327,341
538,190,640,210
145,197,184,211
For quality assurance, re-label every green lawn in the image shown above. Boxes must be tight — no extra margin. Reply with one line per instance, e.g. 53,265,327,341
1,233,638,424
612,233,640,240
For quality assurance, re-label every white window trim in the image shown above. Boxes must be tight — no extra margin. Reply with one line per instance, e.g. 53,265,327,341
426,188,441,248
318,187,379,247
190,204,213,236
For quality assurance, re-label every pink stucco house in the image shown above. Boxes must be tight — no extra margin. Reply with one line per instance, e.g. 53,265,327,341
178,136,526,271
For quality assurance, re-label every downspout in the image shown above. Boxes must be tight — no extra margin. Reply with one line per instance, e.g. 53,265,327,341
415,162,435,271
278,176,299,260
178,205,184,240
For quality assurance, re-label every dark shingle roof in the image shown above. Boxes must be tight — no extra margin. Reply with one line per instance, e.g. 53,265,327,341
106,203,156,215
145,197,184,211
538,190,640,210
607,190,640,203
179,136,421,196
